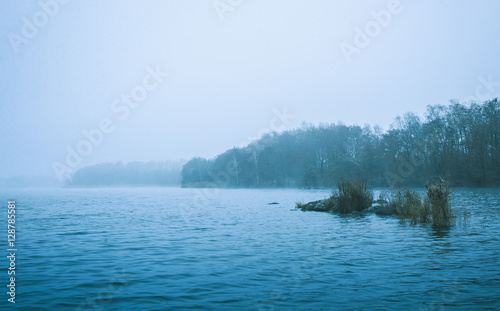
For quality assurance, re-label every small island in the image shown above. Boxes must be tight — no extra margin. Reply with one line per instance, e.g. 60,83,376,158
297,179,468,228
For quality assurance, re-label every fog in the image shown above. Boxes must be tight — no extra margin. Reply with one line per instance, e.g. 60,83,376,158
1,0,499,185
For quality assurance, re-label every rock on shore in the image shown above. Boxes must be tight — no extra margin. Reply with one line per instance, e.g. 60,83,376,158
298,198,397,216
299,199,333,212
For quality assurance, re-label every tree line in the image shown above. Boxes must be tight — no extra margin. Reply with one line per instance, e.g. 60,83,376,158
69,160,185,186
181,99,500,188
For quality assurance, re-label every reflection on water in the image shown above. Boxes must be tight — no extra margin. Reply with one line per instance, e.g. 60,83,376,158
430,227,452,239
1,187,499,310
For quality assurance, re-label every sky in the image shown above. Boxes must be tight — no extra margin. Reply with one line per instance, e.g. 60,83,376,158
1,0,499,183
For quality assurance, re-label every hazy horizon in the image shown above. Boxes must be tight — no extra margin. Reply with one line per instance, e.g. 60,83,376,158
2,0,500,183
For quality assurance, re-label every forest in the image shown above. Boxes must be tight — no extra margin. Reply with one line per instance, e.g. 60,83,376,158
68,160,184,186
181,99,500,188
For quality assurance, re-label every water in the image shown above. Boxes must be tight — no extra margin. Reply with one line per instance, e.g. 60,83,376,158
1,187,499,310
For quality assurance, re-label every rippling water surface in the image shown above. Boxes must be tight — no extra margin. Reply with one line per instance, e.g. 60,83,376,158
1,187,499,310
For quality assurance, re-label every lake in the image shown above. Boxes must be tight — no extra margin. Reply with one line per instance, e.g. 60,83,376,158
1,187,499,310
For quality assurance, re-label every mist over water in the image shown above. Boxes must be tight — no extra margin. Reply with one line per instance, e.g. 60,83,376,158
1,1,500,183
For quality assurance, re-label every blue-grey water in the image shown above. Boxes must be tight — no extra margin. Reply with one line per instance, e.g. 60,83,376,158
1,187,499,310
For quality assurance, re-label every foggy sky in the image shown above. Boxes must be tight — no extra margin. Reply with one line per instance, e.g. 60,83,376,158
1,0,499,182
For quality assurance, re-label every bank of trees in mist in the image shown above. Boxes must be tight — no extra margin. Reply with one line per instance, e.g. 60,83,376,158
182,99,500,188
69,160,184,186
